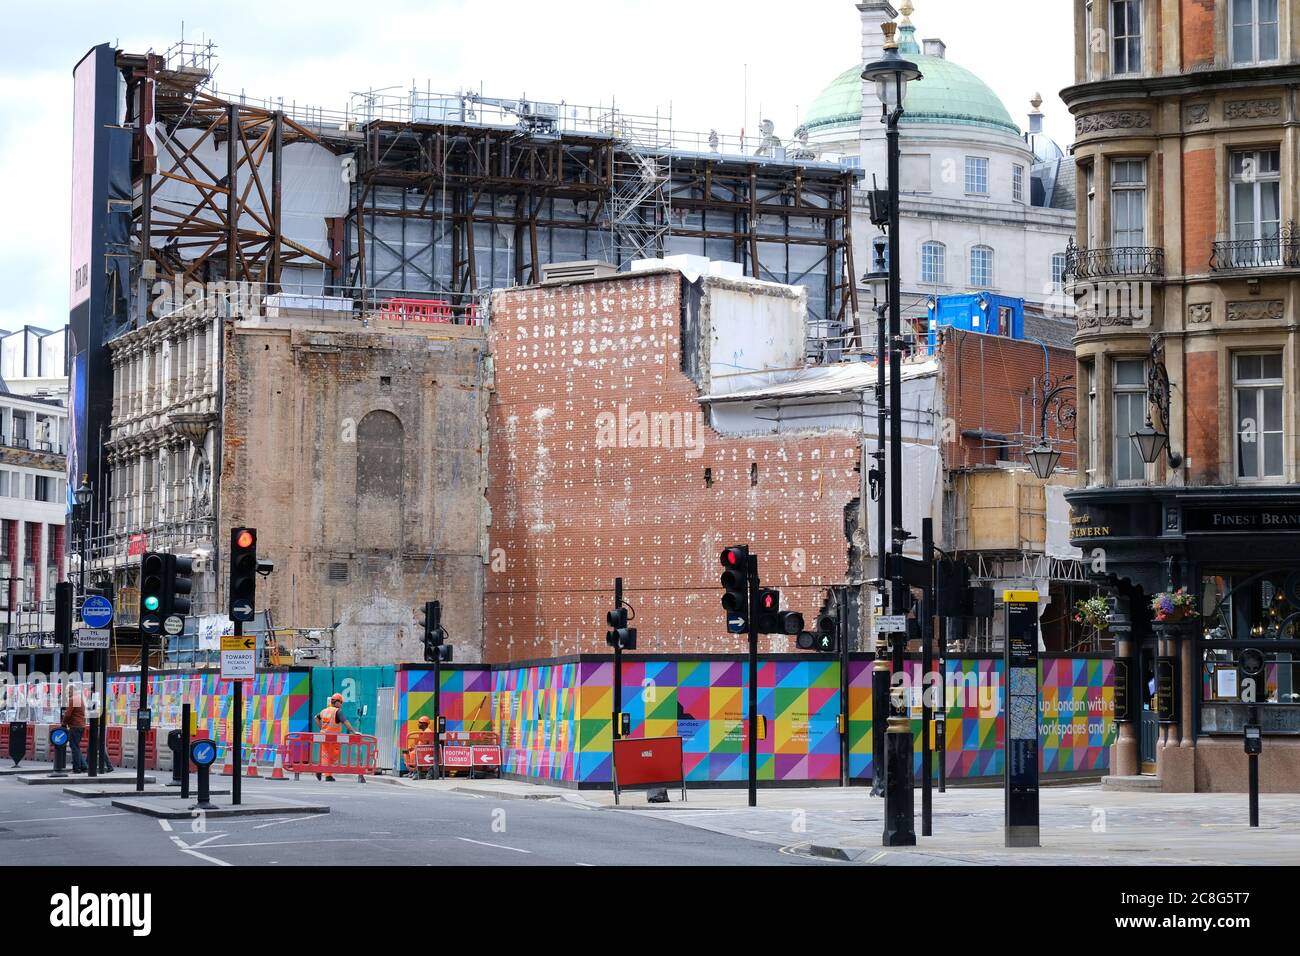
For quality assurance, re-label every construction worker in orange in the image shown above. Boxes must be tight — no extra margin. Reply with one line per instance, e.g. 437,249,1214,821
314,692,357,781
404,715,434,779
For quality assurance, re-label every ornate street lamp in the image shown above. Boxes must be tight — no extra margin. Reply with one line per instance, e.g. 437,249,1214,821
1130,336,1184,468
75,475,92,508
1025,375,1075,479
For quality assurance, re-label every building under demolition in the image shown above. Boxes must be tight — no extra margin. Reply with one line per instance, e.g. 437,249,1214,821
68,40,857,664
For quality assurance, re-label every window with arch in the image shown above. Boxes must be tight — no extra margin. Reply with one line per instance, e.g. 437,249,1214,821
969,246,993,288
921,242,946,284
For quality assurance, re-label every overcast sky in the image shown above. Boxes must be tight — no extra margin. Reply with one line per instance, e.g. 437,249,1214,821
0,0,1075,334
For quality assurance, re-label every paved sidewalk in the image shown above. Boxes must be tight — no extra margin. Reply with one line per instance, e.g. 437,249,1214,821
378,774,1299,865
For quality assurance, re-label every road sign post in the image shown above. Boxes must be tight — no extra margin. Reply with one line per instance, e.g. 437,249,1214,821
220,633,255,806
1004,589,1040,848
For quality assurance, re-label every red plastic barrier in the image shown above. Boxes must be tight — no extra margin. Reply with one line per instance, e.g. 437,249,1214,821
106,727,123,765
144,730,157,769
611,735,687,805
282,732,377,780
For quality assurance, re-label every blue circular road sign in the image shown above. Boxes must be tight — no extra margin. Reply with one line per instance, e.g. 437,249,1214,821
50,728,69,747
190,740,217,767
81,595,114,629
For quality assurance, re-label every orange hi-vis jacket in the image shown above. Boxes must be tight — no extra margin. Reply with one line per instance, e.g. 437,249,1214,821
318,706,342,732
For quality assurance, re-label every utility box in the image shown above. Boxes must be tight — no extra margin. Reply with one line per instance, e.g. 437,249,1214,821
926,293,1024,354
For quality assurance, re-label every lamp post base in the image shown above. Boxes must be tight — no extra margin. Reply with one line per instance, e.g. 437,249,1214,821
882,722,916,846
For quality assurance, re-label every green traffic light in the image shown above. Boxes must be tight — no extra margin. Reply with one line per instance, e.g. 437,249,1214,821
144,595,160,611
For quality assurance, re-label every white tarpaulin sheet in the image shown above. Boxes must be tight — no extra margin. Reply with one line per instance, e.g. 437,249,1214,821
1045,484,1084,560
867,441,944,556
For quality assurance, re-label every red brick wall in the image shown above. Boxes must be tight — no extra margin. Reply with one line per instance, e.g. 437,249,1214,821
484,273,862,662
939,333,1078,471
1181,0,1216,71
1185,350,1220,484
1183,148,1216,273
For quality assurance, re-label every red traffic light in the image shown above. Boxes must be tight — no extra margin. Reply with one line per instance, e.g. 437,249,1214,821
720,545,748,568
235,529,255,549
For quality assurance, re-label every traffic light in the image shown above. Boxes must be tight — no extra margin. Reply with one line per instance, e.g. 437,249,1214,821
720,546,750,632
171,554,193,618
229,528,257,622
140,551,167,633
812,604,839,653
421,601,448,663
605,605,637,650
936,558,970,618
756,588,804,636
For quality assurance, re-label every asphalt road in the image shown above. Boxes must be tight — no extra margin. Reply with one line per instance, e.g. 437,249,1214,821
0,775,816,866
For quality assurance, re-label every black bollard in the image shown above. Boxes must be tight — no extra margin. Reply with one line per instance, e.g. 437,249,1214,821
9,721,27,767
189,737,217,811
50,728,69,778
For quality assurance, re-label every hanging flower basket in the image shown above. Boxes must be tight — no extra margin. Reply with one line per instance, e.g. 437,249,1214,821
1072,595,1111,633
1151,588,1199,624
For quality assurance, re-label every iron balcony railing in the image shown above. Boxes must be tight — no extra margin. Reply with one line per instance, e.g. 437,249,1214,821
1064,242,1165,280
1210,223,1300,271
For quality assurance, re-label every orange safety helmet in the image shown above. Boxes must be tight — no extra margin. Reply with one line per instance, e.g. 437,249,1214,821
417,715,431,727
330,693,343,704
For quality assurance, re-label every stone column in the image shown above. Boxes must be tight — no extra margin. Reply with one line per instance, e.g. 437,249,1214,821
1112,632,1139,776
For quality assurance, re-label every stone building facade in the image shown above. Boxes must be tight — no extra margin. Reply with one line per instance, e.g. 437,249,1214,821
1064,0,1300,791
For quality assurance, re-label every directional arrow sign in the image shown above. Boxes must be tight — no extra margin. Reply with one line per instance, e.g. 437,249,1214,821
221,635,256,651
726,616,747,634
873,614,907,634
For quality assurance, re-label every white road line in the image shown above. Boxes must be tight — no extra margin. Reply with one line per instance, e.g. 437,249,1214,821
169,836,232,867
195,838,378,848
0,812,125,825
252,814,328,829
188,834,229,848
457,837,531,854
158,820,173,832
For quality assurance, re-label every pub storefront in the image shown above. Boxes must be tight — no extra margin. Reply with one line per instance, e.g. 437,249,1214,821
1066,486,1300,792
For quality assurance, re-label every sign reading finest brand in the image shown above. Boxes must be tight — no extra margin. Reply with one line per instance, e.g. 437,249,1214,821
1184,504,1300,533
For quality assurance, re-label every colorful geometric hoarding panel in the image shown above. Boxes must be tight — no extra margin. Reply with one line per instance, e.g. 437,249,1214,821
106,670,310,760
573,658,841,784
391,655,1114,786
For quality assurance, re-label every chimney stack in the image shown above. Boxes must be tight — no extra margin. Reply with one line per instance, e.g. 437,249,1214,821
923,38,946,59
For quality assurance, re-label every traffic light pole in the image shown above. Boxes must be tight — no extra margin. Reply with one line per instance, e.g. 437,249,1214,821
746,555,759,809
872,301,889,799
612,578,623,742
137,631,148,793
838,586,850,787
232,620,242,806
432,650,442,781
921,517,934,837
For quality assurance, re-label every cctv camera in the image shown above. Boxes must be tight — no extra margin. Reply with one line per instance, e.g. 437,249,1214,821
256,558,275,576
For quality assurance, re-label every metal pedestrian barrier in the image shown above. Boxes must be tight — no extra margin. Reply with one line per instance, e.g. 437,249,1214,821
283,732,378,781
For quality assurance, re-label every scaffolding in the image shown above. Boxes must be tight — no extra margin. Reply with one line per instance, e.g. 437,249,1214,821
113,48,857,339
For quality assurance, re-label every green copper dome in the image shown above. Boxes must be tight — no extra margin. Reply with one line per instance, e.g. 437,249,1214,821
803,45,1020,136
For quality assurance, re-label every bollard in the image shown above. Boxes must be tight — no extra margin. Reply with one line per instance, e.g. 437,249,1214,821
1244,718,1261,828
189,738,218,811
167,729,184,786
8,721,27,768
50,727,69,778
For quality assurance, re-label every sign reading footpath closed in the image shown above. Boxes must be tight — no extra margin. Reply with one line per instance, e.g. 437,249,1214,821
1003,590,1040,848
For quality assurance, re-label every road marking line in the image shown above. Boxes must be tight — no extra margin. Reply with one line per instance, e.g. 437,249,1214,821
457,837,531,854
199,838,375,848
252,814,328,829
169,835,231,867
867,851,887,863
575,862,595,866
0,812,125,825
188,834,229,848
158,820,173,832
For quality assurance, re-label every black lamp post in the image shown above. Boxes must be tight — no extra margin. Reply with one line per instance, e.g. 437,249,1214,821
1026,376,1074,480
862,18,921,849
861,265,890,799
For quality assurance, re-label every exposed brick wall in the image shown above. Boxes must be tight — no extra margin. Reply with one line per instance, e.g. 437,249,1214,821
1184,350,1220,484
1181,0,1217,71
1183,149,1217,273
484,272,861,663
939,332,1078,471
221,322,489,665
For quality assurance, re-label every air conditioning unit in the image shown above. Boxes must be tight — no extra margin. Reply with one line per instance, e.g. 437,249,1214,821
540,260,618,284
